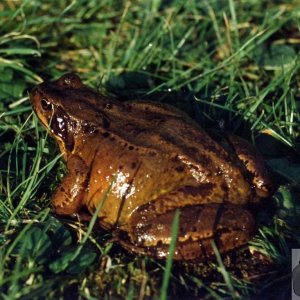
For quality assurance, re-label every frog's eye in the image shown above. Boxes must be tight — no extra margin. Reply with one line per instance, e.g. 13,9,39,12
41,98,53,111
64,76,71,85
57,73,84,88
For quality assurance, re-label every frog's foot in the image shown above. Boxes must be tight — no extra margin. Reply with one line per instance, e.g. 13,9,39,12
227,134,274,199
52,155,89,215
127,203,255,260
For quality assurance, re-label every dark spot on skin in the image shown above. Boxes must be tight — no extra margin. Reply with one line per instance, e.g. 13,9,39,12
131,162,137,169
110,136,115,141
102,117,110,129
197,155,213,166
65,191,72,198
156,240,163,247
171,155,179,162
179,183,214,197
82,123,96,134
128,145,134,150
175,165,184,173
221,183,228,193
186,146,198,156
119,165,123,170
102,132,110,138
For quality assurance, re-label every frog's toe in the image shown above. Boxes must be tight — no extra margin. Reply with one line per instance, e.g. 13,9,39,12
227,134,274,199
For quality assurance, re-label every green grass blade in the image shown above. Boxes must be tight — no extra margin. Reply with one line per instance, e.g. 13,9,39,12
160,209,180,300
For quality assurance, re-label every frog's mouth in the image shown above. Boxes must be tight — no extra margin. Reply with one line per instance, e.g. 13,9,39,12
50,108,74,152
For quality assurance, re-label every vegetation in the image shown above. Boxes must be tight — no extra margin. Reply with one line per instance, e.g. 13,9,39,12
1,0,300,299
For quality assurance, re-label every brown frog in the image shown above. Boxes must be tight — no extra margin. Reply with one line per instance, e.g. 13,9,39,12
30,73,273,260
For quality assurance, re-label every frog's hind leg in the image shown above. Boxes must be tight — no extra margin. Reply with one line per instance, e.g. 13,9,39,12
52,155,89,216
127,202,254,260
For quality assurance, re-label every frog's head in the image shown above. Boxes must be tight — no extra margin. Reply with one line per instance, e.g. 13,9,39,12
30,73,109,157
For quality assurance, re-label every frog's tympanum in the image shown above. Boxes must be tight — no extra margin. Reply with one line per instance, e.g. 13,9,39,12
30,73,273,260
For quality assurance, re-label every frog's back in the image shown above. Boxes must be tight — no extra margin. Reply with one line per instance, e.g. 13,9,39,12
85,100,252,226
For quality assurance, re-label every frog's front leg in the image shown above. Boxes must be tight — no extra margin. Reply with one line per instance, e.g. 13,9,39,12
52,155,89,215
127,201,254,260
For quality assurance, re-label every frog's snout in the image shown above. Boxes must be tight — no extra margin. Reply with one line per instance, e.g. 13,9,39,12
31,86,38,95
29,86,41,104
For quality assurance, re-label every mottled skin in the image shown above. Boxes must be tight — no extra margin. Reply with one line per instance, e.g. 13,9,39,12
30,73,273,260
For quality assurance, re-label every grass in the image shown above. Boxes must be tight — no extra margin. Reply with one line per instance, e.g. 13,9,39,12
0,0,300,298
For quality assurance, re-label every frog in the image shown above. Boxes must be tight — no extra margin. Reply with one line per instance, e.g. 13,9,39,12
30,73,273,260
